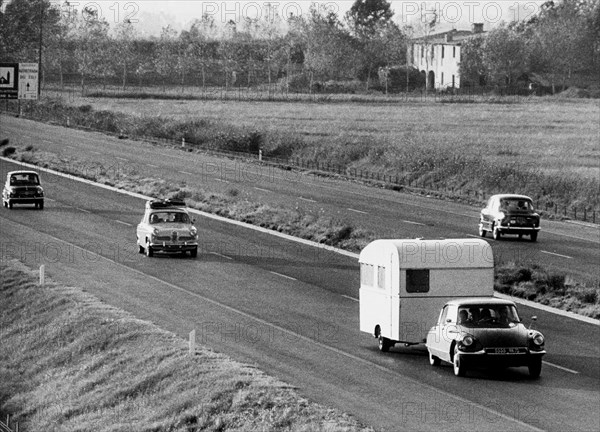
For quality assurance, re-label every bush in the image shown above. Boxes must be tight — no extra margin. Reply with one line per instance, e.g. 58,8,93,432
2,146,16,157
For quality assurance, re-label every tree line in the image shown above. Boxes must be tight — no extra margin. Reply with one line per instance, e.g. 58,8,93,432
0,0,598,94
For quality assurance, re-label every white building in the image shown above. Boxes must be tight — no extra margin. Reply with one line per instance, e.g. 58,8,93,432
411,23,486,90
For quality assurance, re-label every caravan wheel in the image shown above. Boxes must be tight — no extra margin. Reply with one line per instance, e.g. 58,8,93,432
378,335,393,352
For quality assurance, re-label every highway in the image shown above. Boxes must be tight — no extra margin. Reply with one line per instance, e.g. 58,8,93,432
2,115,599,284
1,156,599,432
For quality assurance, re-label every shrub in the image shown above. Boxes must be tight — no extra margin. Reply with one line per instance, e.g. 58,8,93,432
2,146,16,157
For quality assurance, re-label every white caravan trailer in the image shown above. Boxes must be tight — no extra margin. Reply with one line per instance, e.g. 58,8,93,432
359,238,494,351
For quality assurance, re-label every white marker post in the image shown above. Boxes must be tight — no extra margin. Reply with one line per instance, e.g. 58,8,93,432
39,264,45,286
189,329,195,356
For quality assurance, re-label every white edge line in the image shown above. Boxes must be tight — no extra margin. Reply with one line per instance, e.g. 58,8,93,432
541,250,573,259
542,360,579,374
341,295,359,302
299,197,317,203
493,292,599,325
209,252,233,260
254,187,270,193
2,156,597,326
402,220,426,226
146,163,158,168
76,207,91,214
347,208,367,214
269,271,297,281
1,222,543,432
179,171,194,176
114,220,133,227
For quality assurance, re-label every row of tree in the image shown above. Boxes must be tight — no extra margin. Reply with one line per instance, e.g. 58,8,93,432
460,1,599,92
0,0,598,94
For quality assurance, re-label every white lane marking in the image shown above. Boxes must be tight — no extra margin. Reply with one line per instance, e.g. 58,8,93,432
146,163,158,168
114,220,132,227
347,208,368,214
402,220,426,226
115,156,128,161
341,295,359,302
5,157,597,325
254,187,270,193
179,170,194,175
209,252,233,260
299,197,317,203
215,178,230,183
466,234,480,238
541,250,573,259
270,271,297,281
542,361,579,374
76,207,91,213
46,198,56,202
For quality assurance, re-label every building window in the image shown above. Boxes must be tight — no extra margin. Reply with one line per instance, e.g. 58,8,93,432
361,264,374,286
452,75,455,87
406,269,430,293
442,45,445,58
377,266,386,289
453,46,456,58
421,45,424,58
441,73,444,85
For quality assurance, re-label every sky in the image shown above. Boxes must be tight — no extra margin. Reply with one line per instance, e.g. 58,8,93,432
49,1,547,37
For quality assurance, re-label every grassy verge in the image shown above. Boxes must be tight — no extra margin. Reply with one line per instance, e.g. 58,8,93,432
4,142,599,319
6,96,599,215
0,260,371,432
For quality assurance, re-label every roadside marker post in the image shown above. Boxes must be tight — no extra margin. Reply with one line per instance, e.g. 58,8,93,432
39,264,45,286
189,329,195,356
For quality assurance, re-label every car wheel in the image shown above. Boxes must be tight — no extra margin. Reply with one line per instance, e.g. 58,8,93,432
38,201,44,210
528,358,542,379
2,200,6,208
378,335,393,352
429,351,441,366
453,348,466,377
530,232,538,242
478,223,486,238
8,201,13,209
492,224,501,240
190,247,198,258
138,244,144,254
145,239,153,257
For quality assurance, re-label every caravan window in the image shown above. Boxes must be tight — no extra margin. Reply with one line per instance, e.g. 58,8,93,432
377,266,386,289
406,269,430,293
360,264,374,286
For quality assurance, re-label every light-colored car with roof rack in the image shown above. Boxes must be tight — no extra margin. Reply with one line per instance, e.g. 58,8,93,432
136,199,198,257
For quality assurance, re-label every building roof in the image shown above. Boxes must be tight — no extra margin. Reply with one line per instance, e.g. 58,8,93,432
412,28,486,46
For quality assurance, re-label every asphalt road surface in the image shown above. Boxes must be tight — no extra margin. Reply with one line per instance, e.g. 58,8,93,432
1,157,598,432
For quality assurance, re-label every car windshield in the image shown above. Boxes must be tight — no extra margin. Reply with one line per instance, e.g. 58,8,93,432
458,304,521,328
499,198,533,211
10,173,39,186
150,211,189,224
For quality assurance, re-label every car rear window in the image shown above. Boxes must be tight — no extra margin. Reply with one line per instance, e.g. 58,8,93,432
10,173,39,185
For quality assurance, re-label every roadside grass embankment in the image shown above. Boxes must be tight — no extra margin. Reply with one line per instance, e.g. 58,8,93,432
3,141,599,319
0,260,372,432
6,96,600,218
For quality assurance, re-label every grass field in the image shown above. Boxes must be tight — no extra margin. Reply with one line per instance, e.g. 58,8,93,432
77,95,600,180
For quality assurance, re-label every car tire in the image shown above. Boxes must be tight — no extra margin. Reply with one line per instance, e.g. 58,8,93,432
429,351,441,366
138,244,144,254
492,224,501,240
453,348,466,377
38,201,44,210
528,358,542,379
8,201,13,209
478,223,486,238
145,240,153,257
378,335,393,352
190,247,198,258
530,232,538,242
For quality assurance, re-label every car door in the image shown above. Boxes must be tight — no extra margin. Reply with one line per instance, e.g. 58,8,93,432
427,305,451,361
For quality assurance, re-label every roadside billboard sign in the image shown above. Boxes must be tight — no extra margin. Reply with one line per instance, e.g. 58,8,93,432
0,63,19,99
18,63,39,100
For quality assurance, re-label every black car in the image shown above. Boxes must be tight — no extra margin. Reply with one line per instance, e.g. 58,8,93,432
479,194,540,242
2,170,45,209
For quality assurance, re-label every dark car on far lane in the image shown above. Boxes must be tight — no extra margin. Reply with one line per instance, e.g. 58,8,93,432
479,194,540,242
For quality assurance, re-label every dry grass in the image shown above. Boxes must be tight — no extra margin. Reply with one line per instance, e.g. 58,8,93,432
0,260,372,432
72,95,600,180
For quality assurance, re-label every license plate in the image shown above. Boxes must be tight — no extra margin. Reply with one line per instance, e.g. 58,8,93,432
492,348,521,354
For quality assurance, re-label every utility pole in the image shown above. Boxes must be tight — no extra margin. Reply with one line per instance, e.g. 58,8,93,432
38,0,44,97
